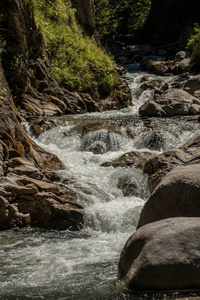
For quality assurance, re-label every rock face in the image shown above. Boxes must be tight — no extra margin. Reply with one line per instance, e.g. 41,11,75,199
0,0,130,118
138,164,200,228
0,50,83,230
139,89,200,117
118,217,200,291
72,0,96,33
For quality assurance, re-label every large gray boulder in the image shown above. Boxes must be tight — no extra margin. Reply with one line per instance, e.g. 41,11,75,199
139,88,200,117
118,217,200,291
138,164,200,228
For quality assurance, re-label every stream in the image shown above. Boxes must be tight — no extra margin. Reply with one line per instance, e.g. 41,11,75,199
1,65,200,300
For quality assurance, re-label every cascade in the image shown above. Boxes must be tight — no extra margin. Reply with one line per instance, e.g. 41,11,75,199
1,65,200,300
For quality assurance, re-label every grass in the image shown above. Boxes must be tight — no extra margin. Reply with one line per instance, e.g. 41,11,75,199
187,23,200,67
26,0,119,95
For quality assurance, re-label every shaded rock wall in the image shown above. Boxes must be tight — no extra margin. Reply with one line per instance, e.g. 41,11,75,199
72,0,96,33
140,0,200,46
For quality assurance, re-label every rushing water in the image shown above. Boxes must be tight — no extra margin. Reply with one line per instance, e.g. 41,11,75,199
1,68,200,300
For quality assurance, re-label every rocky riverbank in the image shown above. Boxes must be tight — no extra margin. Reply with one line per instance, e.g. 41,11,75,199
114,42,200,294
0,0,132,231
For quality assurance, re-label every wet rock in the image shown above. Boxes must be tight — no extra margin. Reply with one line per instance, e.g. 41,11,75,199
139,100,166,117
135,78,168,98
100,79,131,111
117,175,138,197
7,157,43,179
101,151,154,169
118,217,200,291
29,119,56,138
0,195,30,229
87,141,107,154
138,164,200,228
174,51,186,62
141,57,172,76
0,175,84,230
173,58,191,74
169,73,191,87
22,94,63,116
139,89,200,117
190,104,200,115
184,74,200,97
143,129,165,151
144,132,200,192
81,122,126,154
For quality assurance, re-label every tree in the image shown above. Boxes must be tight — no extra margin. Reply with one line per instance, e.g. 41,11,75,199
140,0,200,46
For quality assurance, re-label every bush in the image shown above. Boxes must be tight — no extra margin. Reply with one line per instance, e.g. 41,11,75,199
95,0,151,36
27,0,119,94
187,24,200,66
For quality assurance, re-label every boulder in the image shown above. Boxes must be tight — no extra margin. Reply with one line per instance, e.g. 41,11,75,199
144,133,200,192
138,164,200,228
173,58,191,74
141,57,172,76
174,51,187,62
184,74,200,97
139,88,200,117
139,100,166,117
118,217,200,291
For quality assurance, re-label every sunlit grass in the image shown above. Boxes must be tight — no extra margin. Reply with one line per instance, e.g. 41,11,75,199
27,0,119,94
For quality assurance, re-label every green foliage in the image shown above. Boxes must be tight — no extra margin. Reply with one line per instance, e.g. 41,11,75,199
27,0,118,94
187,24,200,66
95,0,151,36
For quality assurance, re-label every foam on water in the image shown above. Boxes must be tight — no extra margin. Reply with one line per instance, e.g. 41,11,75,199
1,68,200,300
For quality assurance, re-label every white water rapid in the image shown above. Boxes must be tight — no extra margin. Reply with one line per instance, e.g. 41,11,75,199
1,68,200,300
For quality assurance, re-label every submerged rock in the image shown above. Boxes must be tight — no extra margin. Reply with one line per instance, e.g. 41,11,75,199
101,151,154,169
118,217,200,291
117,175,138,197
81,122,126,154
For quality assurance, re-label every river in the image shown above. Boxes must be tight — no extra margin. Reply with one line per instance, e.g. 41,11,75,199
1,66,200,300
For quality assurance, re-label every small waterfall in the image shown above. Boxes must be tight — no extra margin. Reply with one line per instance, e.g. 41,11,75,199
81,128,127,153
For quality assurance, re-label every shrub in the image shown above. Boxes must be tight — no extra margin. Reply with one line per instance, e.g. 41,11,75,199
95,0,151,36
187,24,200,66
26,0,119,94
